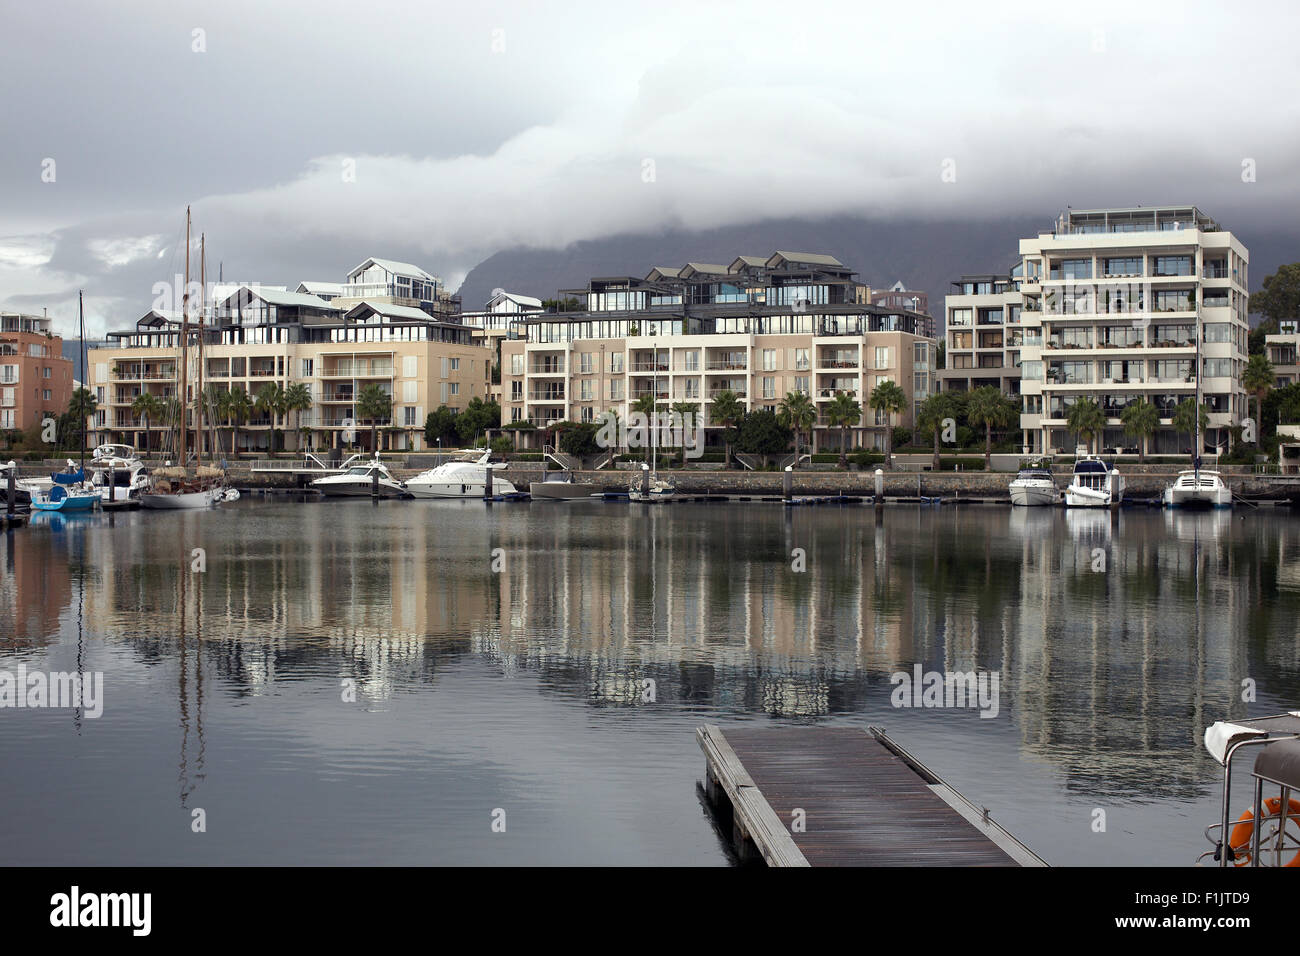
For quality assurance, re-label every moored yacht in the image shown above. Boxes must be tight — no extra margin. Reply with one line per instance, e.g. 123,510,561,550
405,453,518,498
529,473,593,500
1009,461,1056,506
312,459,407,498
1064,456,1124,508
1163,469,1232,509
88,443,150,502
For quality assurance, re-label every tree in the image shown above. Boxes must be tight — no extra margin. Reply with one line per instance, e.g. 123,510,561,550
1120,400,1159,462
967,385,1017,468
1064,397,1106,457
66,388,97,449
868,380,906,468
284,383,313,451
556,421,601,456
355,384,392,453
425,406,460,449
777,391,816,464
825,391,862,469
1242,353,1275,443
735,409,792,468
708,389,745,468
1248,263,1300,354
131,392,165,454
455,396,501,446
1172,399,1209,459
221,387,251,458
254,382,288,453
917,392,957,471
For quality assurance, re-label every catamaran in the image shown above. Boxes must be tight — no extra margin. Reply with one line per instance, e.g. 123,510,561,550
1064,455,1124,508
1163,299,1232,509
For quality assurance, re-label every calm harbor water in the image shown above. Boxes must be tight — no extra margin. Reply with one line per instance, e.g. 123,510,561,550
2,497,1299,866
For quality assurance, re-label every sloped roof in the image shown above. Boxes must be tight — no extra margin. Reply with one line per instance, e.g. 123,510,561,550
219,286,338,310
296,281,345,295
728,256,767,272
645,266,682,281
343,300,434,322
680,262,728,278
488,290,543,309
347,257,436,282
767,251,844,268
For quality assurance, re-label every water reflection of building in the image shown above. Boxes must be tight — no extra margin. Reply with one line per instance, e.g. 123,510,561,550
0,520,76,649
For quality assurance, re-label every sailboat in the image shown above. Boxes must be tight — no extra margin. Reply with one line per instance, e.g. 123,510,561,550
143,213,232,510
629,368,675,502
31,292,99,512
1163,298,1232,509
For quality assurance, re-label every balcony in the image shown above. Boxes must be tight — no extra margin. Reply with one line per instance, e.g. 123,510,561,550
528,391,566,403
708,387,747,399
630,362,670,372
706,360,748,371
529,362,566,375
321,363,394,378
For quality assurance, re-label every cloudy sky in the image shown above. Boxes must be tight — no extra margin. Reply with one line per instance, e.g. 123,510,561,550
2,0,1298,336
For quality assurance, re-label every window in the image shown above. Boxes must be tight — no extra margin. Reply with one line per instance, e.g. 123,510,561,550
794,376,809,394
1204,358,1233,379
682,350,699,372
913,371,928,399
43,367,51,378
449,383,459,396
1021,360,1043,381
762,376,775,399
450,358,460,371
511,381,523,401
1050,259,1092,280
978,308,1003,325
1204,323,1233,343
0,365,16,385
609,353,624,373
510,354,524,376
302,359,314,377
762,349,777,371
42,389,51,400
579,353,594,374
913,342,929,369
1104,257,1142,276
580,380,594,401
949,308,973,327
1153,256,1192,277
608,380,624,400
874,346,892,370
404,406,417,426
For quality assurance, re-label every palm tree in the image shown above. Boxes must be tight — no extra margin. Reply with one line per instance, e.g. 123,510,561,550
130,392,165,454
968,385,1018,469
777,390,817,464
1120,399,1159,462
355,384,392,453
254,382,288,454
708,389,745,469
1064,396,1106,457
670,401,699,464
868,380,906,469
1242,353,1275,443
67,387,97,450
284,383,314,452
1172,398,1210,459
917,392,957,471
222,387,251,458
825,391,862,468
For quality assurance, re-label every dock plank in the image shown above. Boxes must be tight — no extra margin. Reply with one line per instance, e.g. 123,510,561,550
699,725,1044,867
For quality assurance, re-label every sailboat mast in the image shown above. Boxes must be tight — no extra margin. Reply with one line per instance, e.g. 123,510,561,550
199,234,206,465
78,290,86,471
180,207,190,466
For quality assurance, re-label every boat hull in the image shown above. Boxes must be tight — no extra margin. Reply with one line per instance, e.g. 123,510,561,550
528,481,592,499
1009,482,1056,506
407,478,519,498
1164,487,1232,509
313,480,407,498
140,489,222,509
1064,485,1117,508
31,494,99,512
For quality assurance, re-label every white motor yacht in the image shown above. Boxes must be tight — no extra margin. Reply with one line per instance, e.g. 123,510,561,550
405,453,518,498
1163,469,1232,509
1009,463,1056,506
529,473,593,500
312,460,407,498
88,444,150,502
1064,456,1124,508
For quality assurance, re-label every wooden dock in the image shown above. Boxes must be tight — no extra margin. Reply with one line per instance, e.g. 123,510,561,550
697,724,1046,867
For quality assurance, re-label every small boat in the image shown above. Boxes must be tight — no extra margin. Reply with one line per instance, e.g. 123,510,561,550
30,461,99,512
312,459,407,498
0,460,45,506
1009,461,1056,506
1064,455,1124,508
529,473,593,500
629,471,675,502
1201,711,1300,867
405,453,518,498
1163,469,1232,509
88,444,151,502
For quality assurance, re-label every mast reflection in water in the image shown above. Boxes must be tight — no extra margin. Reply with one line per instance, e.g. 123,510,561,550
0,500,1297,865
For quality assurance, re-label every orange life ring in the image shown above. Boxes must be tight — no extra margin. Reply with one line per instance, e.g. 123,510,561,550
1228,797,1300,866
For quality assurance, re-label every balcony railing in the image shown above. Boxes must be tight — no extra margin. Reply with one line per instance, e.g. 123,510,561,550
630,362,670,372
708,387,747,399
706,360,748,371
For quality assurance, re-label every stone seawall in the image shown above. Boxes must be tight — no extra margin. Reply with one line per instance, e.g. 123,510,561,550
225,464,1298,499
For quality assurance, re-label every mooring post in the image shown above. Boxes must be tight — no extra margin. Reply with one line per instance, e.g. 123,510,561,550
5,467,14,516
484,460,494,501
371,467,379,498
783,465,792,501
641,462,650,498
874,467,884,508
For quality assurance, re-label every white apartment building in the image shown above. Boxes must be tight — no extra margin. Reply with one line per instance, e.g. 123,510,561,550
1016,206,1249,456
938,272,1025,397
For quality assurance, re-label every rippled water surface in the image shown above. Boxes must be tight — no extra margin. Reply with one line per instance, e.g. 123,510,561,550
2,498,1298,865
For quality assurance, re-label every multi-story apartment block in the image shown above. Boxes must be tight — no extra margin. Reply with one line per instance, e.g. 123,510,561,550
871,281,932,334
500,251,935,454
88,281,490,454
1016,206,1249,456
938,271,1025,396
311,257,460,317
459,289,544,403
0,312,75,434
1265,322,1300,387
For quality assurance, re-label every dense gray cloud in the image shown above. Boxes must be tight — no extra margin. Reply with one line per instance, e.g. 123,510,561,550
2,0,1298,336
